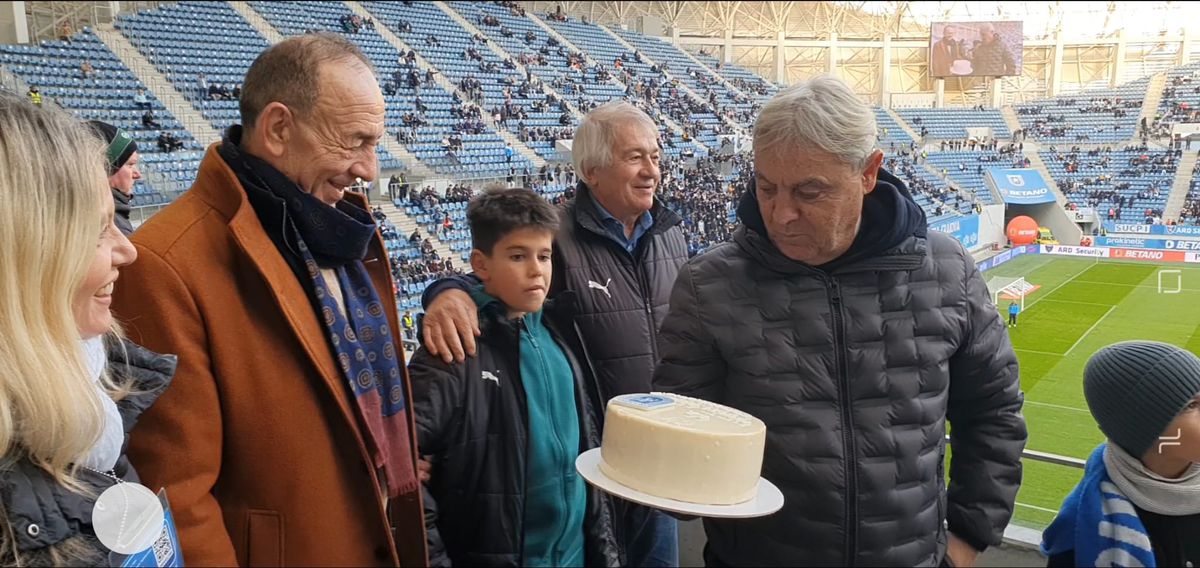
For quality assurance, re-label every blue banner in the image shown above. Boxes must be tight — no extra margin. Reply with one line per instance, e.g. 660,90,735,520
1102,222,1200,237
1094,237,1200,251
977,244,1037,273
930,214,980,249
988,168,1056,204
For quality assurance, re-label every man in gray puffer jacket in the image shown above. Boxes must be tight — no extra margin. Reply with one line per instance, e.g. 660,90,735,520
653,75,1027,567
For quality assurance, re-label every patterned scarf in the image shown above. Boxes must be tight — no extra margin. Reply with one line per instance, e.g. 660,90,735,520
218,129,416,497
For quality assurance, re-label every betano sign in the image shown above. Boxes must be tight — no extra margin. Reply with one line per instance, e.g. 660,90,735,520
1109,248,1187,262
988,168,1056,205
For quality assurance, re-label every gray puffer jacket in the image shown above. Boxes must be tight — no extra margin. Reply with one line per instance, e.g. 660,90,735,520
653,178,1026,567
0,338,176,567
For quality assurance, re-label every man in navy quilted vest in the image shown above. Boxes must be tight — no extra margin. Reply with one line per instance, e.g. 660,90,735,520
653,75,1027,567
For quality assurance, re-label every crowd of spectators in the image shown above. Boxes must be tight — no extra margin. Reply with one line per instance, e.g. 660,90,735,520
885,151,975,217
1149,74,1200,139
658,154,748,256
337,13,374,34
1016,96,1139,141
518,125,574,144
1047,145,1178,223
371,206,461,292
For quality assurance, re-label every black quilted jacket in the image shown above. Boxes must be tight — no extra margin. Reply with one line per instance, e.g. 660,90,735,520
0,339,176,567
653,174,1027,567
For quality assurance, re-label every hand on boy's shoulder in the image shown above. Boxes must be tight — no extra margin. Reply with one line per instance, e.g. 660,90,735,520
423,288,481,365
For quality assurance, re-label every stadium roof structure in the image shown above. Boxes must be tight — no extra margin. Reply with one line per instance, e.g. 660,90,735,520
862,1,1200,41
531,1,1200,106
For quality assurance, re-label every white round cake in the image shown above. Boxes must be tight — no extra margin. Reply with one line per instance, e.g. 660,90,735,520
598,393,766,505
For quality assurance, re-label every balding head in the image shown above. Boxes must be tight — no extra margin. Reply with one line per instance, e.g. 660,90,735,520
239,33,385,206
240,32,373,129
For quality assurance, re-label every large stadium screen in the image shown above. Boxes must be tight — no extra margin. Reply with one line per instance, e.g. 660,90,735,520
929,21,1024,78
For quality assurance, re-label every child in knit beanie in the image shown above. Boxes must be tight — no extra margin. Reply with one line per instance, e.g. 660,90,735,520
1042,340,1200,567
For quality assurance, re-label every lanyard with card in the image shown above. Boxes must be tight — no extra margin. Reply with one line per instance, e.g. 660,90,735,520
106,489,184,568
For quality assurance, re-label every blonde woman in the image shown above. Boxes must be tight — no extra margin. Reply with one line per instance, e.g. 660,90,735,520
0,92,176,565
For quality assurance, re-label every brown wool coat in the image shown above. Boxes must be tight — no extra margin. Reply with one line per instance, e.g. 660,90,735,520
112,144,427,567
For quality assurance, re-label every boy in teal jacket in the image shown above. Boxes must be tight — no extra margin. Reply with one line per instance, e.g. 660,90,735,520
409,187,618,567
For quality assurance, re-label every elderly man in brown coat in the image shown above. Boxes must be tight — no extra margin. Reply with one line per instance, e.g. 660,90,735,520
112,33,427,566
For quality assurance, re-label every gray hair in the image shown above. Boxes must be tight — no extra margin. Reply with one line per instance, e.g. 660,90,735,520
753,75,877,169
572,101,658,181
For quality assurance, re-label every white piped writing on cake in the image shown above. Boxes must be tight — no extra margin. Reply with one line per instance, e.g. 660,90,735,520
655,392,756,428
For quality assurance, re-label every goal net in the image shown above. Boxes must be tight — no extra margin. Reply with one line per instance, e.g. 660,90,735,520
986,276,1033,312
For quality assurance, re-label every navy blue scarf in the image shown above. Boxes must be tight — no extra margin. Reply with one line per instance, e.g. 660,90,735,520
219,129,417,497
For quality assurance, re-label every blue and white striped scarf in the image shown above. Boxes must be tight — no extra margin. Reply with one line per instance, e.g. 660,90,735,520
1042,443,1157,567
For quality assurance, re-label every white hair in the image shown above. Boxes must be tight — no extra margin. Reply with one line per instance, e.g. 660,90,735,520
572,101,658,182
753,75,877,169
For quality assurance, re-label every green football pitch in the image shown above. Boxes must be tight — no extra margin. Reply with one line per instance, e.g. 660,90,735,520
976,254,1200,529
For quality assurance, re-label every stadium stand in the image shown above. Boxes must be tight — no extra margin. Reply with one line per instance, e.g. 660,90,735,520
885,153,973,223
372,203,459,312
1012,77,1150,143
0,29,198,203
116,1,404,171
607,26,758,129
873,107,916,147
1180,159,1200,224
924,145,1026,205
442,0,592,162
659,154,746,256
690,51,779,102
338,0,555,176
1042,146,1175,223
1155,60,1200,131
895,106,1012,140
115,2,267,134
399,175,572,262
538,14,712,157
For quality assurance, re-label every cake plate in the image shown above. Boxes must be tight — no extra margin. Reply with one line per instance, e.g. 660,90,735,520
575,448,784,518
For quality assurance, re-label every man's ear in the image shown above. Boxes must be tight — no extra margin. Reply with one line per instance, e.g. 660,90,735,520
247,102,294,160
470,249,490,282
861,150,885,195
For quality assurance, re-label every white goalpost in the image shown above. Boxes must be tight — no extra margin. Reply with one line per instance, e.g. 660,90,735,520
986,276,1033,312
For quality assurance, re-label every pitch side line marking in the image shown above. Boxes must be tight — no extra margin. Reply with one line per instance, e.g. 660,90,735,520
1064,305,1117,356
1023,400,1090,413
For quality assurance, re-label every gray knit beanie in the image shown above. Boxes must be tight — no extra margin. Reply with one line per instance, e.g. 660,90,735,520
1083,341,1200,457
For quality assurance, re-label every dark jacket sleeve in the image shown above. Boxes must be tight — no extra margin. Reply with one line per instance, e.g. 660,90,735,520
945,248,1028,552
651,260,728,402
420,273,482,310
408,347,468,567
